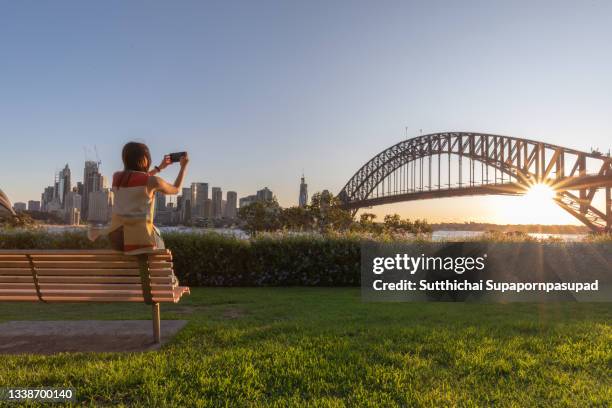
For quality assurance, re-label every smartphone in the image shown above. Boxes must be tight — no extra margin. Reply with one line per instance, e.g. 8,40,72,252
165,152,186,164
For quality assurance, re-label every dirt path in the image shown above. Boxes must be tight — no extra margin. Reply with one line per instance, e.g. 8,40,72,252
0,320,187,354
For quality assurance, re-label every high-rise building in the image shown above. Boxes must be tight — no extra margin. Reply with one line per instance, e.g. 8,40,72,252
57,164,71,207
154,192,166,215
65,207,81,225
87,189,113,224
190,182,208,218
256,187,273,201
211,187,223,219
299,175,308,207
64,188,82,214
13,202,26,212
82,161,103,219
27,200,41,212
64,187,82,225
240,187,274,210
203,198,212,219
45,198,62,213
178,187,191,224
154,192,170,224
239,195,257,208
224,191,237,218
41,186,55,212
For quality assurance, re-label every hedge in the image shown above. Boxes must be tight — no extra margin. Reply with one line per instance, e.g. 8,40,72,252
0,231,361,286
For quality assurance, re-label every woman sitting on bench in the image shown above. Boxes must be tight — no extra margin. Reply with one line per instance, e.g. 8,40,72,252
89,142,189,255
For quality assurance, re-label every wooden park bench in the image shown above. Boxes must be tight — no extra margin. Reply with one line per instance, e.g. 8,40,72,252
0,249,190,343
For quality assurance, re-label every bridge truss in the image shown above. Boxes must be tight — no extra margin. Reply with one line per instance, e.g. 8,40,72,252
338,132,612,232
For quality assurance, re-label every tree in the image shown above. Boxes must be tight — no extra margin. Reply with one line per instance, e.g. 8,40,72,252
383,214,402,231
359,212,376,226
0,212,36,229
309,191,354,233
383,213,432,234
355,212,384,233
412,218,433,234
281,206,314,231
238,199,282,234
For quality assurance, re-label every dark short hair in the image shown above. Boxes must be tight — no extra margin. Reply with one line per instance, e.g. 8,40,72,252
122,142,151,172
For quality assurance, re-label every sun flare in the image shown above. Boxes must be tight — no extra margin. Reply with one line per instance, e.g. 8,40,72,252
525,183,556,202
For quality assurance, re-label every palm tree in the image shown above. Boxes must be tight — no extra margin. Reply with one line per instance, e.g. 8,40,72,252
0,189,16,217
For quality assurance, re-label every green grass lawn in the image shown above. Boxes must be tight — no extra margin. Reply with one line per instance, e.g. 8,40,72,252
0,288,610,407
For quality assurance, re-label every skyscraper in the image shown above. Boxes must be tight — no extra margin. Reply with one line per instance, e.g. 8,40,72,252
203,198,212,219
64,187,82,213
299,175,308,208
27,200,41,212
154,192,172,225
12,202,26,212
190,182,208,218
64,187,82,225
211,187,222,219
57,164,71,207
41,186,56,212
178,187,191,223
239,195,258,208
256,187,273,201
155,191,166,215
82,161,103,219
87,189,113,224
225,191,237,219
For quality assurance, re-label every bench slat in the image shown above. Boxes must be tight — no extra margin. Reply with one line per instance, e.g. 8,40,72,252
6,283,176,291
34,268,174,277
0,283,36,289
0,262,31,268
0,276,35,283
39,289,175,296
36,283,176,291
0,256,29,261
0,289,38,295
0,269,34,275
38,276,141,283
30,255,172,262
23,297,179,303
36,276,172,284
0,296,41,301
0,249,170,255
29,261,172,269
35,268,139,276
0,287,189,303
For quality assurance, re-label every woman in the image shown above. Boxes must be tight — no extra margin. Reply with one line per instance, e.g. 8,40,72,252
89,142,188,254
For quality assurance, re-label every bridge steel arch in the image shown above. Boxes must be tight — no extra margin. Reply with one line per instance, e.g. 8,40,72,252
338,132,612,233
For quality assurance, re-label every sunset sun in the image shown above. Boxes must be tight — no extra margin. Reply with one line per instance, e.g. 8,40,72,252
525,183,556,202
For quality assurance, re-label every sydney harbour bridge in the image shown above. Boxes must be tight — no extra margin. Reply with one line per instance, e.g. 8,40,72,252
338,132,612,233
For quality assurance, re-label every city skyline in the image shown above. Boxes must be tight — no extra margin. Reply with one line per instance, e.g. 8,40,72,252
16,159,282,225
2,1,611,225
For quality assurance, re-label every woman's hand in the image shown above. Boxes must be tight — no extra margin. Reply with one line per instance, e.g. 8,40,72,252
158,156,171,171
179,152,189,168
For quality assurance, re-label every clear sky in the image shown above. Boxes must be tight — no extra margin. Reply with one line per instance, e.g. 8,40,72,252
1,1,611,224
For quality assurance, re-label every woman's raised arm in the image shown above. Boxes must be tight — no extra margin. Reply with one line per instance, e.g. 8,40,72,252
148,153,189,195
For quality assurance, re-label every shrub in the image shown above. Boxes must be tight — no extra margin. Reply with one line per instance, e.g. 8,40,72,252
0,230,362,287
0,230,110,250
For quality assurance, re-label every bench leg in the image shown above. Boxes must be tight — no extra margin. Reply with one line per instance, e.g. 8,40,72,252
152,303,161,344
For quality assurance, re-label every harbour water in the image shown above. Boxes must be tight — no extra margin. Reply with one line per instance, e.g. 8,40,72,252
30,225,588,242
